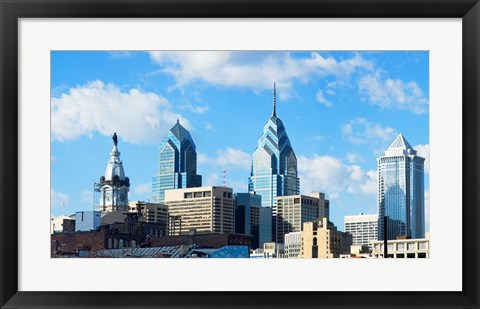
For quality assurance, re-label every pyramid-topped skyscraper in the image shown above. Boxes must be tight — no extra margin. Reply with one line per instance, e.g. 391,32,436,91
377,134,425,240
151,119,202,203
248,83,300,242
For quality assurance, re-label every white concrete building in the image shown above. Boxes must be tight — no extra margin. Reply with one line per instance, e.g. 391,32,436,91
75,211,101,232
284,232,301,258
344,213,378,248
50,215,73,234
251,242,285,258
371,238,429,258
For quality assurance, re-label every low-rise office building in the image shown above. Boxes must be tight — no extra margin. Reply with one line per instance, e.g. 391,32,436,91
51,215,75,234
284,232,301,258
250,242,285,258
344,213,378,249
371,238,429,258
129,201,169,227
164,186,235,236
75,211,101,232
300,218,352,258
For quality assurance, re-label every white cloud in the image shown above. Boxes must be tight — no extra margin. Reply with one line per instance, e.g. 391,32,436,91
298,155,377,200
204,122,214,131
148,51,373,99
346,152,363,163
197,153,209,165
51,80,189,144
358,72,429,114
134,183,151,195
51,189,69,209
199,148,251,170
315,90,333,107
81,189,93,206
178,103,209,114
326,89,335,96
311,135,326,141
204,172,220,186
413,144,430,173
226,180,249,193
359,170,377,195
342,118,397,147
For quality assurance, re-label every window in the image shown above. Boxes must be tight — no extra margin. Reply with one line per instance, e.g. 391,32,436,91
418,242,427,250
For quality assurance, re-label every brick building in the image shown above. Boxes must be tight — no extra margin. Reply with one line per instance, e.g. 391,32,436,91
51,213,166,256
150,232,252,250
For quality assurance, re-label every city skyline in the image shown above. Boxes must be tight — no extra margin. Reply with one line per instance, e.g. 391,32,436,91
51,50,430,231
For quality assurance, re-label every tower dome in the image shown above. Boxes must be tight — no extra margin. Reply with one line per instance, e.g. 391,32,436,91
104,144,126,181
99,132,130,212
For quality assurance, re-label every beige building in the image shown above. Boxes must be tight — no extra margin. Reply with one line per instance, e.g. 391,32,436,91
129,201,168,227
164,186,234,236
309,192,330,220
300,218,351,258
371,238,429,258
276,194,319,243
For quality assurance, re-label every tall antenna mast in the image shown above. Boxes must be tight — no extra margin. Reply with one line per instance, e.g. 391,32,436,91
222,168,227,187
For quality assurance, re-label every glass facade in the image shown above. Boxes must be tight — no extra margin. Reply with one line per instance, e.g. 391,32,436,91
151,120,202,203
234,193,272,249
248,84,300,242
377,134,425,240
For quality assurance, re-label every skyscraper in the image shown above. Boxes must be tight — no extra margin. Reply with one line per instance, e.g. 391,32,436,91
377,134,425,240
151,119,202,203
248,83,300,242
234,192,272,249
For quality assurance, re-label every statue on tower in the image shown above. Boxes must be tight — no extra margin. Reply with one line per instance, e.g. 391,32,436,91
112,132,118,146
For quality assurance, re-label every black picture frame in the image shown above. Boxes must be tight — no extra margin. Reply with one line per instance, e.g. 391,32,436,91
1,0,479,308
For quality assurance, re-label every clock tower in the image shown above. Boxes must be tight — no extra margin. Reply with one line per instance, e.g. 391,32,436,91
99,132,130,212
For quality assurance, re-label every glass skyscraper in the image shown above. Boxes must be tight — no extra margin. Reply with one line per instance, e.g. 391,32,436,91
248,84,300,242
377,134,425,240
151,119,202,203
234,193,272,249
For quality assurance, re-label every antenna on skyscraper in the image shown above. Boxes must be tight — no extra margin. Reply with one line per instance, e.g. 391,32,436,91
222,168,227,187
273,81,277,116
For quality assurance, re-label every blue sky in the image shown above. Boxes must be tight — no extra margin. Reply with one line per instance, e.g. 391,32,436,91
51,51,429,231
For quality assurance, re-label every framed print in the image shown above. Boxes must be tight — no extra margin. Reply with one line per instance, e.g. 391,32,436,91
1,0,479,308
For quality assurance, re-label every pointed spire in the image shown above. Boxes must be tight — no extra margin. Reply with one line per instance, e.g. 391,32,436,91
388,134,413,150
272,82,277,117
176,118,180,124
